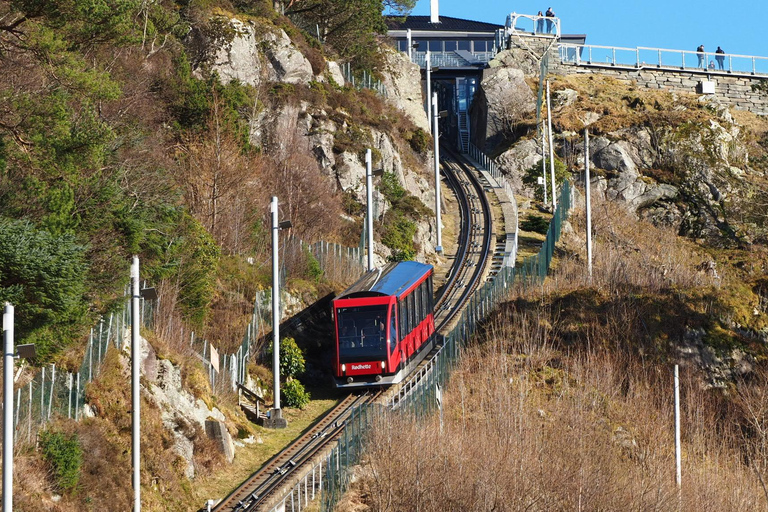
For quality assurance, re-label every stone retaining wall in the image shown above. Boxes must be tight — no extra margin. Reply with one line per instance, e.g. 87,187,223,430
506,35,768,115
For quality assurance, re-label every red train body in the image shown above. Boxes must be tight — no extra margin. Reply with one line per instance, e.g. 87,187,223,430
333,261,435,388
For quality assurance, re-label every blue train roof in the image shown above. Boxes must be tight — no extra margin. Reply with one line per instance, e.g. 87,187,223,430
336,261,433,300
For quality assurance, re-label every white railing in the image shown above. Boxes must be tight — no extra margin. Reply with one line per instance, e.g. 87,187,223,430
559,43,768,76
467,143,519,268
411,51,496,68
506,12,560,38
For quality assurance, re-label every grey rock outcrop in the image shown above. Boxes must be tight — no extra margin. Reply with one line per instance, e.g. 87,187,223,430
472,67,536,152
379,48,430,132
134,338,228,480
189,17,313,88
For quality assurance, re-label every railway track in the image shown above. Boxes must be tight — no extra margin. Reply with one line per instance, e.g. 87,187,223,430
211,392,380,512
208,146,497,512
433,145,494,332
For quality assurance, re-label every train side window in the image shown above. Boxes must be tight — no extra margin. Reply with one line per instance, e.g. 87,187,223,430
389,306,397,353
421,282,427,320
428,276,434,311
399,300,408,340
414,285,421,324
407,293,413,333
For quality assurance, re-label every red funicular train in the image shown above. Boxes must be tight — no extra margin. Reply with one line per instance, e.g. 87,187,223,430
332,261,435,388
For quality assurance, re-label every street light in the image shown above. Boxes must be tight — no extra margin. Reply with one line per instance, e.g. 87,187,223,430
365,150,384,271
4,303,36,512
266,196,290,429
433,92,443,254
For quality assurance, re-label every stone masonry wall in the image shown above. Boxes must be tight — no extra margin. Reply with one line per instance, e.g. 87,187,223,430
506,35,768,115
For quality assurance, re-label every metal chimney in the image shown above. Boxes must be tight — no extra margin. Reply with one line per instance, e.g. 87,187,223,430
430,0,439,23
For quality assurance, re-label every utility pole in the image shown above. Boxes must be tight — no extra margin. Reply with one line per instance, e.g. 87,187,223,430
365,149,375,271
541,124,548,205
267,197,288,428
426,51,432,132
131,257,141,512
3,303,13,512
584,128,592,283
674,364,682,493
546,80,557,210
433,92,443,254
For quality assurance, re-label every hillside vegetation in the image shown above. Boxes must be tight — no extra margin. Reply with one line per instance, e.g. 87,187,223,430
349,195,768,511
0,0,429,509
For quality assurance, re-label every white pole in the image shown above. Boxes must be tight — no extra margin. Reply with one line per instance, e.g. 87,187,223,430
3,303,14,512
271,197,281,415
546,80,557,210
433,92,443,253
130,257,141,512
426,51,432,131
674,364,682,491
584,129,592,283
365,150,374,271
407,29,412,61
541,124,548,205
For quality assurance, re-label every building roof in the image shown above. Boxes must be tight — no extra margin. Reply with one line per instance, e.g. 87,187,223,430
386,15,503,33
337,261,432,299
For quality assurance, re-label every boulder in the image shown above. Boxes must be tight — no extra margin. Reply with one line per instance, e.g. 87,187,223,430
379,48,430,132
205,420,235,464
472,67,536,152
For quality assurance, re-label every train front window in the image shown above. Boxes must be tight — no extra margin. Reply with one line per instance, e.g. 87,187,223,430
337,305,388,360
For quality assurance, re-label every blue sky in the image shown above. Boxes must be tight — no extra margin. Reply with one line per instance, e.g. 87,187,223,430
405,0,767,58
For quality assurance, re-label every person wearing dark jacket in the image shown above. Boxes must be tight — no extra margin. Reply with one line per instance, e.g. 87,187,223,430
697,44,705,68
545,7,555,34
716,46,725,70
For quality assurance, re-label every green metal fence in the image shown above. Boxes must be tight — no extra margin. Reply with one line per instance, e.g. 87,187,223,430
316,179,572,512
12,291,156,445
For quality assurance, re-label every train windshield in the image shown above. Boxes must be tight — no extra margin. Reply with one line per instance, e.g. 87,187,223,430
336,305,388,361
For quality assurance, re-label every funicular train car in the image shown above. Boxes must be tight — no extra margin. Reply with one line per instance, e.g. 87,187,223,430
333,261,435,387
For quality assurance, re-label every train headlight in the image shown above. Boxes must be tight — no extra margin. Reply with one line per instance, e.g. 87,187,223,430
341,363,346,373
380,361,386,370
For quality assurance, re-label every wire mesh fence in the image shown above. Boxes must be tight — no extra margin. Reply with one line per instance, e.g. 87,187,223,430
192,238,365,394
10,291,156,446
316,180,573,512
341,62,387,97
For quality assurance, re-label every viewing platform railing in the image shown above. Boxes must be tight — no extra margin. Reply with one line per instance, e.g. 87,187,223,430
506,12,561,38
411,51,496,68
559,43,768,76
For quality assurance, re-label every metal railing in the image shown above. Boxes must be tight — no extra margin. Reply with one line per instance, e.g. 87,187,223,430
411,51,496,68
506,12,561,38
318,180,573,512
12,289,156,445
341,63,387,96
467,143,520,267
559,43,768,76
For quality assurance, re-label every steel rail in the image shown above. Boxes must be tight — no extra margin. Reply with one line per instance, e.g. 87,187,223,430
212,392,378,512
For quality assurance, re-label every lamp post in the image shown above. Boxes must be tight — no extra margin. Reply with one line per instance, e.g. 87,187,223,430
407,29,412,61
131,257,141,512
267,197,290,429
546,80,557,210
426,51,432,131
433,92,443,254
365,149,384,272
3,303,14,512
4,304,35,512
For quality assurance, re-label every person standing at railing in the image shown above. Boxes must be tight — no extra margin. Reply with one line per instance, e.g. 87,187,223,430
536,11,544,33
697,44,705,68
716,46,725,70
545,7,555,34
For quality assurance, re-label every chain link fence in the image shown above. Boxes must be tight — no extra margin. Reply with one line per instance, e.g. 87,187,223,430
193,238,365,393
10,290,156,446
